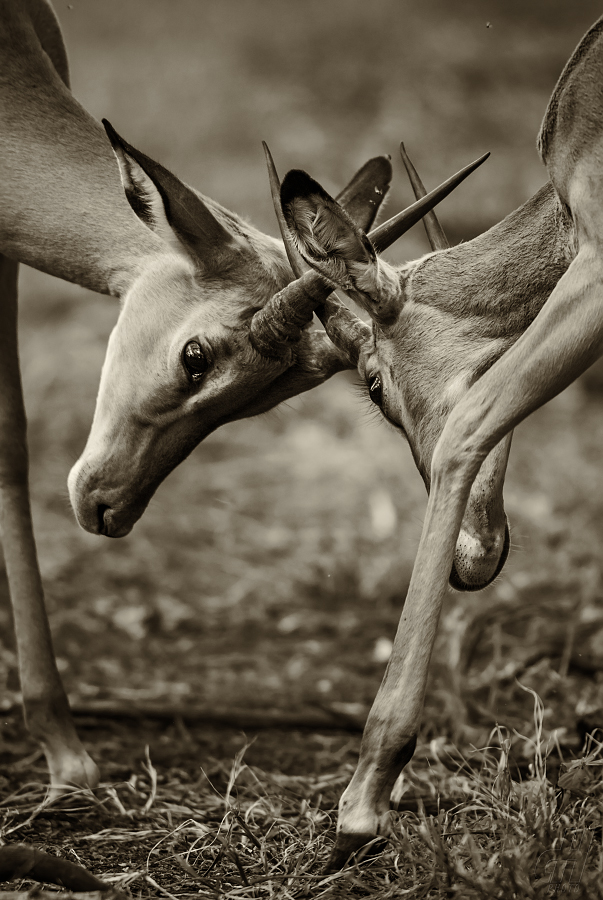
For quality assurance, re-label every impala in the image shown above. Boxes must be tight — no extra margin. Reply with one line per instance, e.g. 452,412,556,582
1,0,479,796
259,19,602,869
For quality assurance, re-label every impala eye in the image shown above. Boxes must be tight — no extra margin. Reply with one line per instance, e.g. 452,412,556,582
368,374,383,406
183,340,209,381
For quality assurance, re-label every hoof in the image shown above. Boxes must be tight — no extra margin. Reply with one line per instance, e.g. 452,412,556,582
46,750,100,801
324,832,388,873
449,523,510,592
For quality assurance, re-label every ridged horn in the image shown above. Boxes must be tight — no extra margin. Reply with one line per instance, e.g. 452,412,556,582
318,150,489,355
315,294,372,368
250,145,391,359
251,148,489,360
400,143,450,251
262,143,370,367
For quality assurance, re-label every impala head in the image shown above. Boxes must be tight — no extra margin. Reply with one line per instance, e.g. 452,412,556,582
277,149,512,592
68,127,486,544
69,125,399,537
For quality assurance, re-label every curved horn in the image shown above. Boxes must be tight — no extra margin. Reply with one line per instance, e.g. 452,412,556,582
370,151,489,253
263,142,306,278
251,148,489,360
251,145,391,359
316,294,372,368
400,143,450,251
249,270,335,359
251,146,330,358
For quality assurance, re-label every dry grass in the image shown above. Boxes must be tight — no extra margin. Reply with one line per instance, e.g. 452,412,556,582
2,690,603,898
3,1,603,896
4,588,603,896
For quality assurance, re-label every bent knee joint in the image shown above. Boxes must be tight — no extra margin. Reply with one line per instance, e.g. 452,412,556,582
431,435,481,490
433,404,493,483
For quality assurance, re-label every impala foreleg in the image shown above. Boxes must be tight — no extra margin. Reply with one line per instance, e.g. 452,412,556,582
328,241,603,870
326,457,473,871
0,256,99,797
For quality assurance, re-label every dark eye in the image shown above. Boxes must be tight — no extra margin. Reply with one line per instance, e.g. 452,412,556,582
368,374,383,406
182,340,209,382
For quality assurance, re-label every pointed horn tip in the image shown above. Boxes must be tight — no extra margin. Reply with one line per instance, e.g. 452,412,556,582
438,150,491,190
398,143,490,173
457,150,490,181
468,151,490,172
262,142,279,180
262,142,280,180
399,144,412,170
371,149,492,250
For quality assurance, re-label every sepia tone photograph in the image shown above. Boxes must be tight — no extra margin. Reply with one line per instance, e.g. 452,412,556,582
1,0,603,895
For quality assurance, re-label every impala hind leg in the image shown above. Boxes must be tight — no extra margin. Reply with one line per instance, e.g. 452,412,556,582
0,256,99,796
328,240,603,871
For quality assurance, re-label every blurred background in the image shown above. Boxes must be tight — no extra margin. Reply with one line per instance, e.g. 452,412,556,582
4,0,603,749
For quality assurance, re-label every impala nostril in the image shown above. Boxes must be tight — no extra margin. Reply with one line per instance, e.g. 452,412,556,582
97,504,111,536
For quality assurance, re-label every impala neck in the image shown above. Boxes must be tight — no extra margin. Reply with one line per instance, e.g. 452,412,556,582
0,0,167,297
406,182,575,337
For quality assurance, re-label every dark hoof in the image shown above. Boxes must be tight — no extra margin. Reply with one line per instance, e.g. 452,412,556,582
324,833,388,873
449,522,510,592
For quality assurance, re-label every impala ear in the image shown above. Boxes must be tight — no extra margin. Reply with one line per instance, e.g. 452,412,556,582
102,119,241,262
281,170,401,326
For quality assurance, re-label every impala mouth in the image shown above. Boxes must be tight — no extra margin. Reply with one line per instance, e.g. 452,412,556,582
96,504,135,539
449,522,510,592
97,504,111,536
68,453,156,538
69,472,142,538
